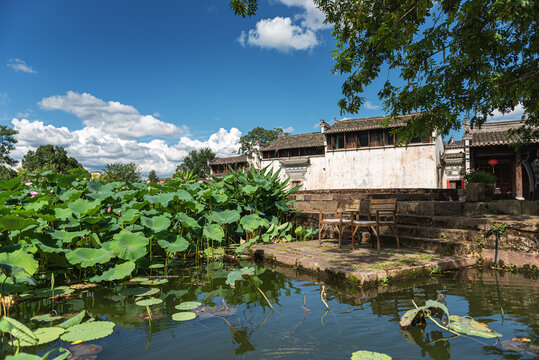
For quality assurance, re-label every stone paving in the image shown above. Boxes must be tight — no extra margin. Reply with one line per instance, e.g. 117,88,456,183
251,239,476,287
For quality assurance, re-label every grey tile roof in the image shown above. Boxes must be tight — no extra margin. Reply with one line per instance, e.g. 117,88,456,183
324,113,421,134
444,140,464,149
208,155,248,166
262,132,325,151
470,131,522,147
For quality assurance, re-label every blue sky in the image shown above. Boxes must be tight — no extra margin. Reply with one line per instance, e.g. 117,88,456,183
0,0,524,176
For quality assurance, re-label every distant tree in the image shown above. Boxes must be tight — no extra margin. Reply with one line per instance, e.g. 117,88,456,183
101,162,141,183
238,127,288,154
176,148,216,178
0,125,18,167
22,145,82,174
148,170,158,184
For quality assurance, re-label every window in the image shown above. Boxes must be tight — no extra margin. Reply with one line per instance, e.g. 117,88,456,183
384,129,395,145
335,134,345,149
359,132,369,147
370,130,383,146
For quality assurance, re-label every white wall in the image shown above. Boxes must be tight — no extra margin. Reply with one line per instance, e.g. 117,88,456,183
261,143,440,189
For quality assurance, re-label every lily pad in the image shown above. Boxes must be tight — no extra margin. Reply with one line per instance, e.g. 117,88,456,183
172,312,197,321
448,315,502,338
58,311,86,329
30,314,63,322
60,321,115,342
135,298,163,306
175,301,202,310
65,248,114,268
20,327,65,346
351,350,392,359
129,277,149,283
138,288,160,297
141,278,168,285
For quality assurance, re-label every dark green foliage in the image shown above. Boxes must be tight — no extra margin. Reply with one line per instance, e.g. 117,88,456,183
101,162,141,183
0,165,17,181
0,125,18,167
229,0,258,17
22,145,82,174
464,170,497,184
148,170,158,184
176,147,215,178
231,0,538,143
238,127,288,154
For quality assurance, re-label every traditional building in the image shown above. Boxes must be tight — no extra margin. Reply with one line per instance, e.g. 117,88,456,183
441,137,465,189
208,155,250,176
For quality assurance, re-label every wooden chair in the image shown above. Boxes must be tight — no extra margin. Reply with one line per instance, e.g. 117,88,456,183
351,198,399,253
318,200,362,248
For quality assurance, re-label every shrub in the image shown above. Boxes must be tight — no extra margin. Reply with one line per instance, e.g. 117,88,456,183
464,170,496,184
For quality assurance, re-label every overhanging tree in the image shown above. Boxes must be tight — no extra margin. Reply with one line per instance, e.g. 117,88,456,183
230,0,538,142
0,126,18,181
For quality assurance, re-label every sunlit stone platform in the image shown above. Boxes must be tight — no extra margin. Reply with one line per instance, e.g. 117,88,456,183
250,239,476,287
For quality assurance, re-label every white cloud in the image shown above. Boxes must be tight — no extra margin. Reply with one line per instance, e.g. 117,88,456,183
0,93,8,105
240,17,318,52
281,126,294,133
239,0,329,52
11,92,242,176
7,58,37,74
364,101,379,110
488,103,525,121
39,91,181,139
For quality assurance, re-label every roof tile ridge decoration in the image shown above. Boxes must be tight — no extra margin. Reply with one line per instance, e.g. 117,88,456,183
208,155,248,165
262,132,325,151
324,112,423,134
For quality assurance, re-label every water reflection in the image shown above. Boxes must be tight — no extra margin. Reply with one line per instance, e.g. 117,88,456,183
4,261,538,360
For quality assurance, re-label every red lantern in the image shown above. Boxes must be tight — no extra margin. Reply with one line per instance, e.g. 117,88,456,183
488,159,498,174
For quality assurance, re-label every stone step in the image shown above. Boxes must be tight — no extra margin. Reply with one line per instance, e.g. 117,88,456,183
378,234,478,257
395,224,481,242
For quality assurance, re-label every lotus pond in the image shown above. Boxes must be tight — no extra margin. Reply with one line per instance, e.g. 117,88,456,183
2,262,537,360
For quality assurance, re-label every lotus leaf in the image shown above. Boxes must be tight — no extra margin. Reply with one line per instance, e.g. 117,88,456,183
175,301,202,310
19,327,65,346
109,230,148,261
58,311,87,329
67,198,101,216
65,248,114,268
211,210,241,225
87,179,103,192
242,185,258,195
141,215,171,233
31,239,64,255
90,261,136,283
0,249,38,276
30,314,63,322
141,278,168,285
226,266,255,285
149,264,164,269
203,223,225,242
0,316,38,346
144,193,175,207
121,209,141,224
175,189,193,202
58,189,82,202
130,277,149,282
0,215,38,231
172,312,197,321
447,315,502,338
400,300,450,328
50,230,90,244
138,288,160,297
157,235,189,253
53,208,73,220
60,321,115,342
211,192,228,203
135,298,163,306
22,286,74,300
240,214,269,232
177,212,199,228
351,351,392,359
24,200,48,212
6,350,69,360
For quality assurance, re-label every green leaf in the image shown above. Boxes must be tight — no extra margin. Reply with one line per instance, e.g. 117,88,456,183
225,266,255,285
172,312,196,321
242,185,258,195
67,198,101,216
65,248,114,268
175,301,202,311
240,213,269,232
0,316,38,346
30,314,63,322
157,235,189,253
177,212,199,228
351,350,392,359
137,288,160,297
144,193,175,207
141,215,171,233
24,200,48,212
60,321,115,342
87,180,103,192
140,278,168,285
53,207,73,220
135,298,163,306
50,230,90,244
0,249,39,276
19,327,65,346
58,311,87,329
0,215,38,231
211,209,241,224
175,189,193,202
90,261,136,283
203,223,225,242
109,230,148,261
448,315,502,338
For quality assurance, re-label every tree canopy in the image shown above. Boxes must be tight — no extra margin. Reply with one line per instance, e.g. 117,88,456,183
101,162,141,183
148,170,158,184
238,127,288,154
230,0,538,142
176,147,216,178
0,126,18,181
22,145,83,174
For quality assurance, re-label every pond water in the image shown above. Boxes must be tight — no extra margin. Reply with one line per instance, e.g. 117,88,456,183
4,262,538,359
